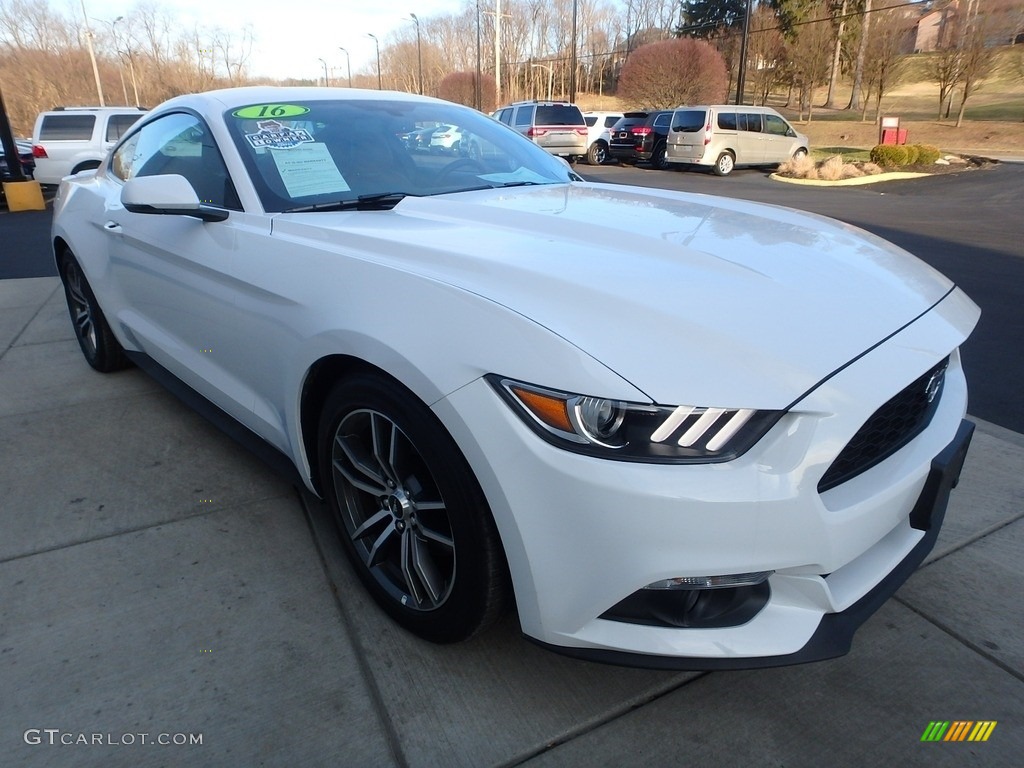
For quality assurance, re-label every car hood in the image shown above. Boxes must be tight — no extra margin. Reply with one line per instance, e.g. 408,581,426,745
274,183,956,408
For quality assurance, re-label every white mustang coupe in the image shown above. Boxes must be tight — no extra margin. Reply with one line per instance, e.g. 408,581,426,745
52,87,979,668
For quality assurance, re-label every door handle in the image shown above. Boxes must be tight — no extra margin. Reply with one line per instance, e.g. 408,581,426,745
103,221,123,234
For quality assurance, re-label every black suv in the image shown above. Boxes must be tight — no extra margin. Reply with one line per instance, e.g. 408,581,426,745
608,110,673,169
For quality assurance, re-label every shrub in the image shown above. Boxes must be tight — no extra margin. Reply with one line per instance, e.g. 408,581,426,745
904,144,920,165
777,153,817,178
817,155,847,181
618,38,728,108
916,144,942,164
870,144,909,167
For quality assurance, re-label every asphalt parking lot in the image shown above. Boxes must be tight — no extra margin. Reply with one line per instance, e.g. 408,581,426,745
2,167,1023,765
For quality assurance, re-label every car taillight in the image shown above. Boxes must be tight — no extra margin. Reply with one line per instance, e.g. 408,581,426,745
704,123,713,145
574,128,587,136
631,126,653,136
527,127,547,137
32,145,48,159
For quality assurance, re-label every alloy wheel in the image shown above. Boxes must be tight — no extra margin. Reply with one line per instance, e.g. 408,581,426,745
330,408,456,611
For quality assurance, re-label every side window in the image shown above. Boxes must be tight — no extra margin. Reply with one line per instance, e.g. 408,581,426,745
110,112,240,210
39,114,95,141
717,112,738,130
764,114,790,136
514,107,532,128
743,113,763,133
106,114,143,142
604,116,619,128
654,113,671,129
584,116,597,127
498,108,513,124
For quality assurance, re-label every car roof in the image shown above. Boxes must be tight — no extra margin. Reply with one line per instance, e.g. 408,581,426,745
154,86,447,115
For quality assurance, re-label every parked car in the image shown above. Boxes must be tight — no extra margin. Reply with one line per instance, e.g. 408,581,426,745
428,124,465,153
494,100,588,160
582,111,623,165
52,86,978,668
0,139,35,181
608,111,649,165
31,106,145,185
609,110,673,169
666,105,809,176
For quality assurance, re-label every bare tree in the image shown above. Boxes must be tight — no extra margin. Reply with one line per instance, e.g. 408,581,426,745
786,1,833,121
860,4,911,122
848,0,871,111
955,4,998,127
618,37,727,108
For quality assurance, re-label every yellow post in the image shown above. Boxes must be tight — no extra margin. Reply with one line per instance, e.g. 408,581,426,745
2,180,46,211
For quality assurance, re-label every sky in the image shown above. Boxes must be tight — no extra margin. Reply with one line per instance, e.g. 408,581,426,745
83,0,470,81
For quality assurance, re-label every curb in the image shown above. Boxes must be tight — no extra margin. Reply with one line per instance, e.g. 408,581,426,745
770,171,930,186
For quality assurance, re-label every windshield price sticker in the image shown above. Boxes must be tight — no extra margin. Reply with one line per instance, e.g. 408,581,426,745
233,104,310,119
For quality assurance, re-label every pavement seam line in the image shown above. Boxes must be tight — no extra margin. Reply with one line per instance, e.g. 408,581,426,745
0,494,293,565
500,672,712,767
0,280,63,361
295,486,409,768
893,596,1024,685
922,511,1024,567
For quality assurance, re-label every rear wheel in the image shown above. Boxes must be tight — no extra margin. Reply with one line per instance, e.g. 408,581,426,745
792,147,808,160
59,251,130,372
713,151,735,176
318,373,508,643
586,141,607,165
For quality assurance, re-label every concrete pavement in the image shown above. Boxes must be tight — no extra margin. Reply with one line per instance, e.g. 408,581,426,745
2,276,1022,767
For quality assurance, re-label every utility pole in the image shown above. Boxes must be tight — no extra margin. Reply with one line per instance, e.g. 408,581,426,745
734,0,752,105
495,0,502,105
80,0,105,106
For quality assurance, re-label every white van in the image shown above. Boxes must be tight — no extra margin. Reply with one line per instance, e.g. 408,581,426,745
665,105,808,176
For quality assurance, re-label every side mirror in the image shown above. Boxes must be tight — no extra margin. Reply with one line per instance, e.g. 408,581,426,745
121,174,228,222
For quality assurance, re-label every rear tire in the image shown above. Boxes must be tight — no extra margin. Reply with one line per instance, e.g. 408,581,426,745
586,141,607,165
58,250,130,372
318,373,508,643
713,152,735,176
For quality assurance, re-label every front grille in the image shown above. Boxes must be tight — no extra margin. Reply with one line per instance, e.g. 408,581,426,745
818,357,949,492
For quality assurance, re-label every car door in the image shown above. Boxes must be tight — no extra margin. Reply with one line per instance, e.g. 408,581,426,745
102,111,272,424
737,112,767,165
763,113,800,163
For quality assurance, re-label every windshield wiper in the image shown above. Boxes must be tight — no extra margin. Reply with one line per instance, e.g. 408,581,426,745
282,192,410,213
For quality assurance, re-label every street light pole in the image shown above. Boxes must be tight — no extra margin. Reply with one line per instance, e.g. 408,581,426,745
318,57,330,87
475,0,481,109
97,16,128,105
79,0,105,106
409,13,423,95
338,47,352,87
367,33,382,89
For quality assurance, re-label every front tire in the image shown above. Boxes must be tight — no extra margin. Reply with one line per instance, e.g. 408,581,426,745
318,373,507,643
651,142,669,171
59,251,130,372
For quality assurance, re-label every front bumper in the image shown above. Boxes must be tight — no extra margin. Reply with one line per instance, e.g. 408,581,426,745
529,419,974,669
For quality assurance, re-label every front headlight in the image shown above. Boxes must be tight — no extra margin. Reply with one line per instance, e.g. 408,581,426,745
489,376,784,463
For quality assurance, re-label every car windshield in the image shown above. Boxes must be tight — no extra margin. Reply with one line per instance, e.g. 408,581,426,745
223,99,574,212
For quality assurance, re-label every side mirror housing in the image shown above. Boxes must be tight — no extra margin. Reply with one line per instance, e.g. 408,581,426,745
121,175,228,222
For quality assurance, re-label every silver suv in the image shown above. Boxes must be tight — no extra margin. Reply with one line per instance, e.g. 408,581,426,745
31,106,146,185
494,100,587,160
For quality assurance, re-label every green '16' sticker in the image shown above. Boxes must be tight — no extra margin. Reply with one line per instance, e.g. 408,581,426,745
233,104,310,119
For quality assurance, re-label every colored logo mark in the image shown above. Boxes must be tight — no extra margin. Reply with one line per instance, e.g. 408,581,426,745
921,721,997,742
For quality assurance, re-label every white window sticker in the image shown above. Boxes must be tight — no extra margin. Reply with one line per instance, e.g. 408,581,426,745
271,143,351,198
